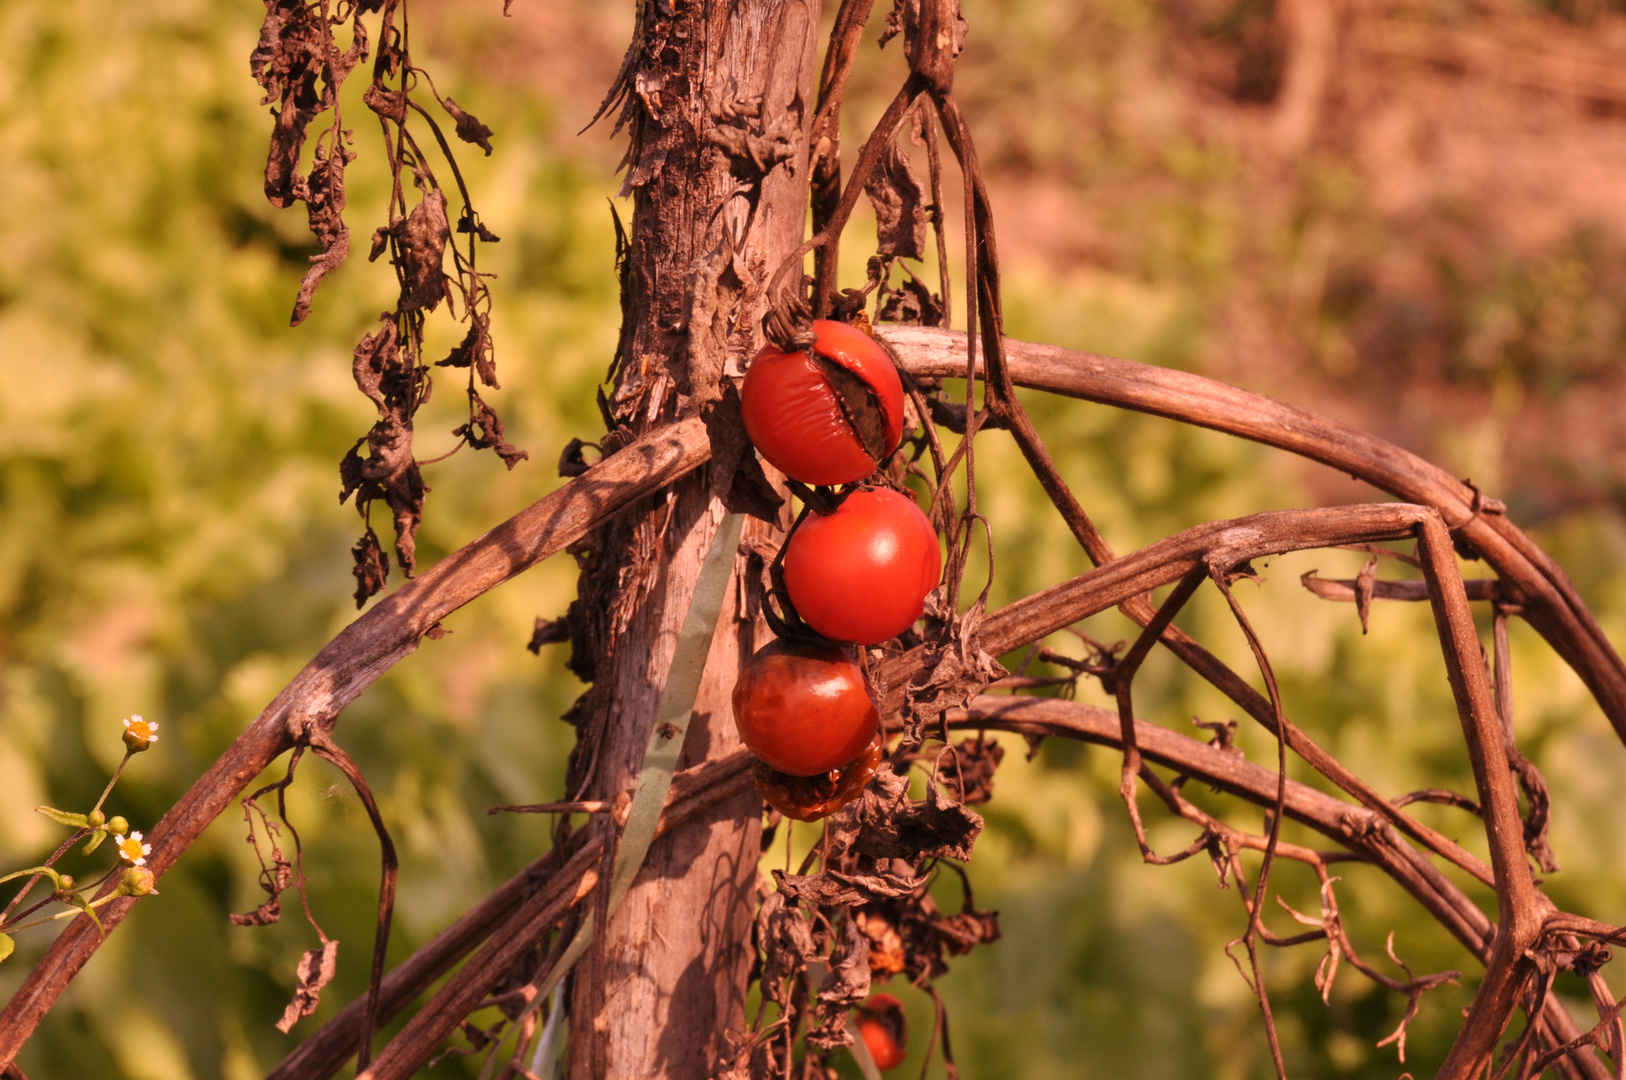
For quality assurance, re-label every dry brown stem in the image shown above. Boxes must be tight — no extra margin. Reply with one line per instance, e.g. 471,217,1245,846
1417,515,1546,1079
946,697,1607,1080
4,326,1620,1071
0,417,708,1066
880,324,1626,743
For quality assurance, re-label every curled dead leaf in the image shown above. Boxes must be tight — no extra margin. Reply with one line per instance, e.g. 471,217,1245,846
275,938,339,1033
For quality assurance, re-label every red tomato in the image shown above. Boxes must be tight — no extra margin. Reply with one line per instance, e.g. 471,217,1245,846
855,993,907,1070
783,488,941,645
731,640,879,777
740,320,905,486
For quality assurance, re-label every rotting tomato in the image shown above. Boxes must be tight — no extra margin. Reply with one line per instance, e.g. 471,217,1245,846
752,735,882,822
731,639,879,777
854,993,907,1070
783,487,941,645
740,319,905,486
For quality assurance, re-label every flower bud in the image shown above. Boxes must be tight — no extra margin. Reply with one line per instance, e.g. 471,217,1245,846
53,875,76,900
86,810,105,829
107,816,129,835
115,867,157,897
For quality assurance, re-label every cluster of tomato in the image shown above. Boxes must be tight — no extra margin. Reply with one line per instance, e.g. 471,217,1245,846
730,320,941,824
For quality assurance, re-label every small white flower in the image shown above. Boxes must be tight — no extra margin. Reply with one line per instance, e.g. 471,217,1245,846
114,831,152,867
121,715,159,751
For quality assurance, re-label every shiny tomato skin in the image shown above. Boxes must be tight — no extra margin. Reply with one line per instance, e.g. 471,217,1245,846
731,640,879,777
739,320,904,486
783,488,941,645
856,993,907,1070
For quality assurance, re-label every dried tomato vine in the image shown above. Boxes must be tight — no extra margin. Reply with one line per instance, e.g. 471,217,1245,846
252,0,525,608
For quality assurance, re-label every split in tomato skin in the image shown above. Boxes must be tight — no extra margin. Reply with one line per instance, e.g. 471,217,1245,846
752,735,882,822
783,488,942,645
854,993,907,1070
739,320,905,486
807,320,905,451
731,639,880,777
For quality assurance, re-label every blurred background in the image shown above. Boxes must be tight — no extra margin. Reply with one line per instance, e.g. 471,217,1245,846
1,0,1624,1076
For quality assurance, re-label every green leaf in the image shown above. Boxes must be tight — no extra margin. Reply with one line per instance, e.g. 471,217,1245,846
0,866,66,889
34,806,90,829
81,829,108,855
69,895,105,937
0,933,14,963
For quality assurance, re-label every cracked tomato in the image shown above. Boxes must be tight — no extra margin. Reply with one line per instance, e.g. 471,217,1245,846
740,320,905,486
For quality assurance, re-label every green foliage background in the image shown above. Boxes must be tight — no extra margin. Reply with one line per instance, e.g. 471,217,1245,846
1,1,1623,1078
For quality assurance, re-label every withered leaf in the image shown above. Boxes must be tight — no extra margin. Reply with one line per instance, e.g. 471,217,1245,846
289,130,357,326
390,190,450,312
435,313,497,388
349,531,390,608
818,917,872,1007
348,321,407,413
941,736,1004,806
877,272,943,327
362,82,407,124
526,615,571,653
826,861,930,900
275,938,339,1033
556,438,600,478
252,0,330,208
442,96,495,155
864,135,927,261
454,394,529,469
806,918,871,1050
849,766,983,864
230,897,282,927
773,869,868,910
457,205,501,243
756,892,817,1004
905,591,1007,738
1355,555,1378,635
231,853,294,927
934,905,1001,956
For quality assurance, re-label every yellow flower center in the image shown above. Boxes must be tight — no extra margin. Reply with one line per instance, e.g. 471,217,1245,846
118,837,145,864
128,720,153,740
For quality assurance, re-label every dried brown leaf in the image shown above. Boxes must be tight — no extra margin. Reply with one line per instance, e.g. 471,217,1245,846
390,190,450,312
940,736,1003,806
864,135,927,261
849,769,983,864
289,130,356,326
904,592,1008,740
877,271,942,326
349,531,390,608
435,313,496,387
453,394,529,470
756,892,817,1005
442,96,495,155
1355,555,1378,634
807,918,872,1050
362,82,407,124
275,938,339,1033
